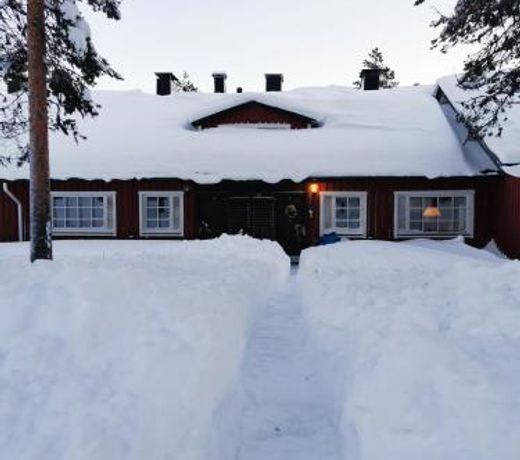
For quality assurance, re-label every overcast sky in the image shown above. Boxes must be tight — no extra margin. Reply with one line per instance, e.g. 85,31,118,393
84,0,468,93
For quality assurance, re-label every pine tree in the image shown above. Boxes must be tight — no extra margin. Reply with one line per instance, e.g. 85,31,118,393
173,71,198,93
415,0,520,138
0,0,122,261
353,47,399,89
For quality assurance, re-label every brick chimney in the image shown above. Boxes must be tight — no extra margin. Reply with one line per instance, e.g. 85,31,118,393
212,72,227,93
360,69,383,91
155,72,178,96
265,73,283,92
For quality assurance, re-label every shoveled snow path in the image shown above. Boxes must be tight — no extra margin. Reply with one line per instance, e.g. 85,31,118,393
212,271,343,460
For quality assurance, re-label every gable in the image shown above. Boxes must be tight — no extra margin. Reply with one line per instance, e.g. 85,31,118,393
191,100,321,130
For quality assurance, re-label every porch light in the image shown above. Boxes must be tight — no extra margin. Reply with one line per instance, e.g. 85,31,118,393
423,206,441,218
309,183,320,194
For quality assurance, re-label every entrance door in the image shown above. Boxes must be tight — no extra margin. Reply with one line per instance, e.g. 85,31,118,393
276,194,307,256
228,196,276,240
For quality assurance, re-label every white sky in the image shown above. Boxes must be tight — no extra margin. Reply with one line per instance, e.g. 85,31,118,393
84,0,468,93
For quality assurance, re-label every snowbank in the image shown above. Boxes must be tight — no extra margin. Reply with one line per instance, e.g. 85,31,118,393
0,85,481,182
0,237,290,460
299,240,520,460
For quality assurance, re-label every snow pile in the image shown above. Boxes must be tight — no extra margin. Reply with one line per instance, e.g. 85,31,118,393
437,75,520,176
0,85,482,182
0,237,290,460
299,240,520,460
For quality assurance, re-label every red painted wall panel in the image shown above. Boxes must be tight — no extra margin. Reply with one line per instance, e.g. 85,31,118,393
494,176,520,258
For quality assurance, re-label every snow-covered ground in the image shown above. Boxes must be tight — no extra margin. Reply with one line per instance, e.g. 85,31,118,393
299,239,520,460
0,237,289,460
1,237,519,460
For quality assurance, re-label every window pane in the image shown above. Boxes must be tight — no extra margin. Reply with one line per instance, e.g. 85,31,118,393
454,197,466,207
336,197,348,208
54,207,65,218
158,220,170,228
409,197,422,207
146,197,158,207
79,197,91,207
348,221,360,229
348,209,360,220
53,219,65,228
53,197,65,207
158,207,170,219
158,197,170,207
336,220,348,228
147,208,158,219
410,221,422,231
348,197,360,208
66,207,78,219
336,208,348,219
410,209,422,221
93,207,104,218
66,197,78,207
92,219,104,228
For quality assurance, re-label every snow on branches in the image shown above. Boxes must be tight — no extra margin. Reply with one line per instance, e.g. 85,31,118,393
416,0,520,138
0,0,122,163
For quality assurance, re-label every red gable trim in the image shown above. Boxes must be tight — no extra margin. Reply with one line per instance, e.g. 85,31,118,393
191,100,321,130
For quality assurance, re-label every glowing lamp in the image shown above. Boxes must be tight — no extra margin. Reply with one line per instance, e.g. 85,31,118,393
423,206,441,218
309,183,320,194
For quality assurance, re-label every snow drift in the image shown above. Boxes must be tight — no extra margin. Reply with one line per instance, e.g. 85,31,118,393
299,239,520,460
0,237,290,460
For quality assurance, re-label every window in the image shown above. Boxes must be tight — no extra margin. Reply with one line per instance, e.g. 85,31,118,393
52,191,116,235
320,192,368,237
394,190,474,238
139,191,184,236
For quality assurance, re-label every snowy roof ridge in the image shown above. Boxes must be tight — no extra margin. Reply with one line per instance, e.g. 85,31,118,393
0,83,489,182
436,75,520,177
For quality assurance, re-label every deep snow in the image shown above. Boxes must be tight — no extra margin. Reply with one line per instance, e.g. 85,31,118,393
1,237,518,460
0,237,289,460
299,239,520,460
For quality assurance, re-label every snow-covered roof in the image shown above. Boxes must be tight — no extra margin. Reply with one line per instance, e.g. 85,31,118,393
437,75,520,177
0,84,492,183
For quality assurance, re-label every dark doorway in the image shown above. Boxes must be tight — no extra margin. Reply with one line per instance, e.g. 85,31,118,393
196,192,307,255
275,194,307,256
228,196,276,240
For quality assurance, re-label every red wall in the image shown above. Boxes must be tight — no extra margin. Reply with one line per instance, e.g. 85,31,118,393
494,176,520,258
194,101,314,129
0,179,197,242
0,176,510,257
304,177,499,250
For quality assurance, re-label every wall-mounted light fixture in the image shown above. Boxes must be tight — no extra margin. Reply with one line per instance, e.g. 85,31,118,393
309,183,319,194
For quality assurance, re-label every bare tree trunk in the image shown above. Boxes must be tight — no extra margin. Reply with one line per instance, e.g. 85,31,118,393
27,0,52,262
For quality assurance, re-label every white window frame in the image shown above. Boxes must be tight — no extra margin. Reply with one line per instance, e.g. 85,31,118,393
394,190,475,239
51,191,117,236
139,191,184,237
319,191,368,237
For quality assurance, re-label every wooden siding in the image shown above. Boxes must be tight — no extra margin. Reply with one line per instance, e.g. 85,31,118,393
494,176,520,258
0,179,197,242
192,101,318,129
0,175,507,257
304,177,499,250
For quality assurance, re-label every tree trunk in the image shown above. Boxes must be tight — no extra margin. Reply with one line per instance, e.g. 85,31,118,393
27,0,52,262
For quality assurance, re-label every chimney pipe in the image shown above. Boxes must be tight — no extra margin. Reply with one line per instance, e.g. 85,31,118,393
360,68,383,91
212,72,227,93
265,73,283,92
155,72,178,96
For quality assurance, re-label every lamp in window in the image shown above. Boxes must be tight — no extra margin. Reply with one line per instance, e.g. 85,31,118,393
309,183,319,194
423,206,441,218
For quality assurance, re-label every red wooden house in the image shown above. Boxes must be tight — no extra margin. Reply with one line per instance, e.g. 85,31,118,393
0,71,516,257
